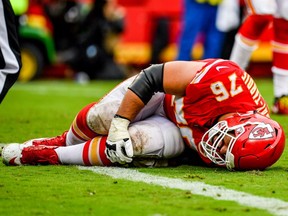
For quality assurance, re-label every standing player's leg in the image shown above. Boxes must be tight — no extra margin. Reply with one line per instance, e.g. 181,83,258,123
271,0,288,114
229,14,272,69
230,0,276,69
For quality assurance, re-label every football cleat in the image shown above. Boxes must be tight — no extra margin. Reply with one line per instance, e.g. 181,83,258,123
2,143,25,165
2,144,60,166
32,131,68,146
272,95,288,115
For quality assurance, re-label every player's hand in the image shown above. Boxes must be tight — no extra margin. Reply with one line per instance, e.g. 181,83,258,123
105,138,133,164
105,115,133,164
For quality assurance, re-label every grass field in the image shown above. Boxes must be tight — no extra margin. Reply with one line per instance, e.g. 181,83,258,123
1,78,288,216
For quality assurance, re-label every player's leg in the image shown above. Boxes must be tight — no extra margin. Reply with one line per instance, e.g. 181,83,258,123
30,76,165,147
3,116,185,166
271,0,288,114
129,115,185,167
2,136,112,166
59,115,184,166
31,77,136,147
230,14,272,69
230,0,275,69
64,93,165,146
28,102,99,147
56,136,112,166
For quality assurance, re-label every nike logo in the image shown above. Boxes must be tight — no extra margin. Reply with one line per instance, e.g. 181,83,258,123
216,66,229,72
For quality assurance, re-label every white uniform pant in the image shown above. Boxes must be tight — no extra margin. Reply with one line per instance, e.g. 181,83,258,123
62,76,185,166
246,0,288,19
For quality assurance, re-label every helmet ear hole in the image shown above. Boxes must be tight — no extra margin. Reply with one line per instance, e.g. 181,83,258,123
274,128,279,136
264,144,271,149
238,155,265,171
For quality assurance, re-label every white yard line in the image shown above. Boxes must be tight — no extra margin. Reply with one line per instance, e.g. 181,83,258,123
79,166,288,216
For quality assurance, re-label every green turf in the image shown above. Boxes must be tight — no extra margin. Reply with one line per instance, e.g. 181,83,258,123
0,78,287,216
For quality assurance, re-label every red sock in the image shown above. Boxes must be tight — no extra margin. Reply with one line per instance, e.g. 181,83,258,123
82,136,112,166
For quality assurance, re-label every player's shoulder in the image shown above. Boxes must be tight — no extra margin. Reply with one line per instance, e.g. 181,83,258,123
202,58,241,70
206,59,245,77
192,59,243,83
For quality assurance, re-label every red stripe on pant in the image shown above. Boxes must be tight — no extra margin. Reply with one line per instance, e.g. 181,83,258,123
73,102,99,140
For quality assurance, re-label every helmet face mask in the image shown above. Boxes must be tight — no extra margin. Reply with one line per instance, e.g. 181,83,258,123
200,120,245,169
200,113,285,171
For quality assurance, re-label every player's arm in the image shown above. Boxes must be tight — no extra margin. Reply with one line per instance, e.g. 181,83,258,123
117,61,203,120
105,61,205,164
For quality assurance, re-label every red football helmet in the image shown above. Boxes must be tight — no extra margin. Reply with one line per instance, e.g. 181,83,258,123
200,112,285,170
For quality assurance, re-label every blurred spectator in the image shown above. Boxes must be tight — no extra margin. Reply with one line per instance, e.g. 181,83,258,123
229,0,288,114
50,0,126,80
0,0,22,103
176,0,225,60
150,17,170,64
216,0,245,59
44,0,81,52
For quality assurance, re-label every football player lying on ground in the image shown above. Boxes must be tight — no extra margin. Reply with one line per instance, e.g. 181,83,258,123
2,59,286,170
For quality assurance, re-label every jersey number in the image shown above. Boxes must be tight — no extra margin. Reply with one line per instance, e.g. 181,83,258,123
210,73,243,102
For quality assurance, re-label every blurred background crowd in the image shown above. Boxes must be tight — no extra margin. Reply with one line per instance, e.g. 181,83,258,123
10,0,273,83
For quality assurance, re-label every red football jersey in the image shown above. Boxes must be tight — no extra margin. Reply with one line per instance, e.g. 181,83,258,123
163,59,269,165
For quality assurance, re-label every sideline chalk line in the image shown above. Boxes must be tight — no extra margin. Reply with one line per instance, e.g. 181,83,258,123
79,166,288,216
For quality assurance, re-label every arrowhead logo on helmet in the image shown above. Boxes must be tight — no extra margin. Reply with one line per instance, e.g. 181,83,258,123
249,123,274,139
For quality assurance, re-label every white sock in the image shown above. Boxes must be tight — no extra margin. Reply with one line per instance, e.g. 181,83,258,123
230,34,257,70
66,128,86,146
55,144,85,165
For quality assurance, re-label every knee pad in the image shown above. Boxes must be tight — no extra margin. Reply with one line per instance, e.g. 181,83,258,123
87,100,120,135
